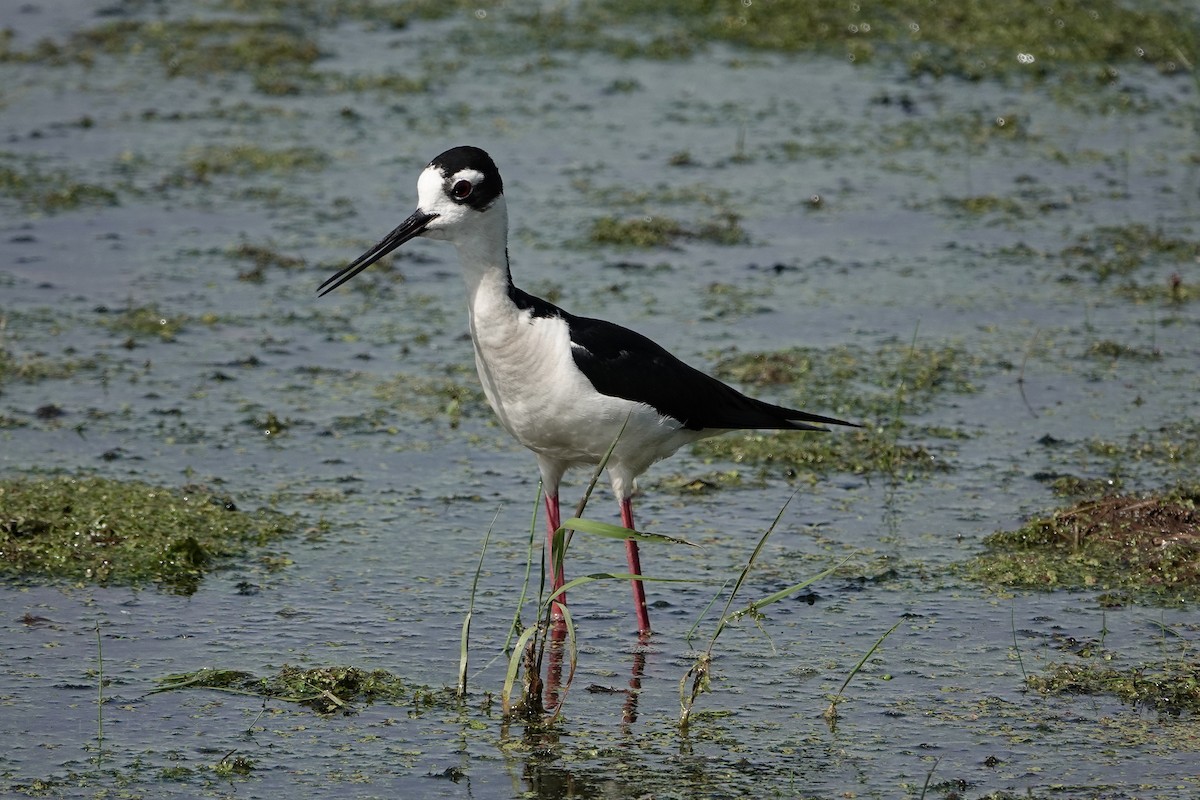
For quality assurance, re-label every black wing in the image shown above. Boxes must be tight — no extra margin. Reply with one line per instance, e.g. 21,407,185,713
562,309,857,432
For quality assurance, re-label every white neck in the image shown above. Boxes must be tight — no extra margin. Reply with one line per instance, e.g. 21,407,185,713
448,197,513,309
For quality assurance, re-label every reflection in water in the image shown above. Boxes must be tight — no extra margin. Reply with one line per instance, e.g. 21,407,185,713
622,636,648,726
506,632,653,799
544,621,567,712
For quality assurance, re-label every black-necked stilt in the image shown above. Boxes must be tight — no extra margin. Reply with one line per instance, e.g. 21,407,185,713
319,146,857,634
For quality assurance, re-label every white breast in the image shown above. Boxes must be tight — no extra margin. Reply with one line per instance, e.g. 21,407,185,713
466,292,706,496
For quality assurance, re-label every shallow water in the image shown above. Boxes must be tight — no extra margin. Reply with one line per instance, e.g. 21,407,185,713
2,2,1199,798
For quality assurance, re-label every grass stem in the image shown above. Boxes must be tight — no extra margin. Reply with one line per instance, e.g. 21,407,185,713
459,506,501,699
94,621,104,764
823,619,901,724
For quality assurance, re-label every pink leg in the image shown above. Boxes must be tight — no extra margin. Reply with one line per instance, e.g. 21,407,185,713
620,497,651,634
544,492,566,621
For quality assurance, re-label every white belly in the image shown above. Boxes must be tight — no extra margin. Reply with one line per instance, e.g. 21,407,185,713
467,300,702,490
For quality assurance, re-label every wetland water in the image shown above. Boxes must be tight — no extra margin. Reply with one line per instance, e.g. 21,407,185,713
2,2,1199,798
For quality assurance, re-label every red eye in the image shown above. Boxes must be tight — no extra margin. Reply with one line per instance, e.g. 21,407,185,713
451,180,473,200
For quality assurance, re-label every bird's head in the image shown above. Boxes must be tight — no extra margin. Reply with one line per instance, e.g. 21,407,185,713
318,146,507,296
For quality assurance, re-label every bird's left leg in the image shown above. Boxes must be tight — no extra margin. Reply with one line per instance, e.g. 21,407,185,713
544,491,566,621
619,497,651,634
538,458,568,623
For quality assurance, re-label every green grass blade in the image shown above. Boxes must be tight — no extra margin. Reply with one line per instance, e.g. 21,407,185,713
730,555,853,621
569,413,631,520
685,578,732,646
502,624,541,717
561,517,699,547
459,507,500,698
547,571,700,604
505,487,544,654
824,619,902,721
708,491,796,646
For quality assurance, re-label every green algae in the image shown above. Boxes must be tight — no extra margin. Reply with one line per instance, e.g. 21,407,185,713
694,427,946,479
1082,421,1200,480
6,0,1194,103
0,475,295,593
603,0,1197,83
686,343,994,477
586,211,747,248
0,156,118,214
712,342,991,419
1084,339,1163,362
688,342,989,477
1062,223,1200,282
97,305,188,344
964,486,1200,605
230,242,308,283
71,18,320,81
0,345,93,386
1118,273,1197,306
154,664,449,715
183,144,330,179
2,13,430,96
1029,657,1200,716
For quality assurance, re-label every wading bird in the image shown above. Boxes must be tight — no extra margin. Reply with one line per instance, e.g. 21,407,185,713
319,146,856,634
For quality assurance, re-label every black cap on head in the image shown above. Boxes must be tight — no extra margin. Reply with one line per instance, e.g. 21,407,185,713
430,146,503,210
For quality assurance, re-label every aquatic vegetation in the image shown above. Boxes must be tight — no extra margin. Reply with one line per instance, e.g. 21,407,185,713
700,281,769,319
0,345,92,386
964,486,1200,604
1084,339,1163,362
97,305,188,343
1082,421,1200,477
230,242,308,283
370,372,487,427
3,13,430,96
0,475,295,593
711,342,989,417
689,342,989,477
72,18,320,82
153,665,445,715
1118,273,1197,305
0,156,118,213
1029,657,1200,716
937,194,1030,221
183,144,330,180
601,0,1196,83
1062,224,1200,282
586,211,746,248
695,427,946,479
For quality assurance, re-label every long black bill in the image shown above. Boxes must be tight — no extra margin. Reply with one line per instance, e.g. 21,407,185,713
317,209,438,297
